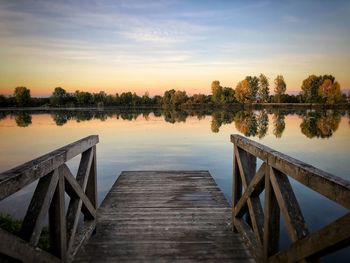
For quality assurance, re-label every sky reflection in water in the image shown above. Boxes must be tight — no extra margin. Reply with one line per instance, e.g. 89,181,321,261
0,109,349,261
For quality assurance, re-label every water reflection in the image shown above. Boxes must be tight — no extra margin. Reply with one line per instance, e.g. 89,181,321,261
0,108,347,139
15,112,32,127
300,110,341,138
273,111,286,138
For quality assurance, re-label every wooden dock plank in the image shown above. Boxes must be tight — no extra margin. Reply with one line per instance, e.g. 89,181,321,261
74,171,254,262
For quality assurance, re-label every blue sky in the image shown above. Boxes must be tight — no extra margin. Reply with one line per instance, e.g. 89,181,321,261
0,0,349,95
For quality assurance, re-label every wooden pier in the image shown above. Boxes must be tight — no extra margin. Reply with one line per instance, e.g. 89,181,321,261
74,170,253,262
0,135,349,263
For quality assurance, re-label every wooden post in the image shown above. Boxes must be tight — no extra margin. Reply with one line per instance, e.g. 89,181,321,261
232,147,242,232
85,145,97,214
49,170,67,260
263,165,280,261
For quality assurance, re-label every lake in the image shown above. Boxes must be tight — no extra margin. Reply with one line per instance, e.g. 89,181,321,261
0,108,349,261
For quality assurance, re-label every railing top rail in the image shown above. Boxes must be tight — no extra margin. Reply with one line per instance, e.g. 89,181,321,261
0,135,99,201
231,134,350,209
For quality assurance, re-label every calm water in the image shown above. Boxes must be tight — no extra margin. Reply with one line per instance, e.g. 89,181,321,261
0,108,349,261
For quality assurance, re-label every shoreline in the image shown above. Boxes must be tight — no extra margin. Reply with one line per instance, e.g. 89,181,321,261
0,103,349,111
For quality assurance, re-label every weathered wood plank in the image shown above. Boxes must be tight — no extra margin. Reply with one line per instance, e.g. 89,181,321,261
233,218,263,262
231,134,350,209
85,145,97,213
231,133,350,263
20,169,59,246
235,146,264,245
67,220,96,263
0,135,99,201
234,163,266,218
62,164,96,219
269,213,350,263
0,228,60,263
263,166,280,260
66,148,94,254
74,171,253,262
270,167,309,242
49,173,67,260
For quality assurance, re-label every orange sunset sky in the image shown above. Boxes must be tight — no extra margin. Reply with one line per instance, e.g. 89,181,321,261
1,0,350,97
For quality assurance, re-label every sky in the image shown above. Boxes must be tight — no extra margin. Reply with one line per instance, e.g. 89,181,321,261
0,0,350,96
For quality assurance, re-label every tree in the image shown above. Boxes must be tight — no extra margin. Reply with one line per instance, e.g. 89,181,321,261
14,87,31,106
171,90,188,108
162,89,176,107
131,92,141,106
318,78,342,104
50,87,68,106
258,74,269,102
245,76,259,102
211,80,223,104
222,87,236,104
141,92,152,105
0,95,8,107
274,75,286,103
300,75,322,102
119,92,133,105
75,90,93,105
93,91,107,106
235,79,250,103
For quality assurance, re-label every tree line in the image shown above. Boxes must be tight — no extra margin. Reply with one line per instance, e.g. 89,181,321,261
211,74,347,105
0,74,348,108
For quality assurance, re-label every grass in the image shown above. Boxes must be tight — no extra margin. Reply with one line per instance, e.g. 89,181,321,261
0,213,50,252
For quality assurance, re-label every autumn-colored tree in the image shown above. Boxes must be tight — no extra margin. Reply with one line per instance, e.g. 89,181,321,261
162,89,176,106
14,87,31,106
318,78,342,104
211,80,223,104
235,79,250,103
258,74,269,102
245,76,259,102
171,90,188,108
300,75,320,102
274,75,286,103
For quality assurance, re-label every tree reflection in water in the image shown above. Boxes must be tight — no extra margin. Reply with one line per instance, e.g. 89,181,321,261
273,111,286,138
0,108,346,139
234,111,258,137
300,110,341,138
15,112,32,127
257,110,269,139
210,111,235,133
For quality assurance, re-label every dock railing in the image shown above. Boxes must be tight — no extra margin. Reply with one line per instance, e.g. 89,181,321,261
231,134,350,262
0,135,99,262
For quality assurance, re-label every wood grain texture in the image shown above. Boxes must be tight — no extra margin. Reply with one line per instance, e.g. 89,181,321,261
231,134,350,209
0,135,99,201
231,134,350,262
74,171,254,263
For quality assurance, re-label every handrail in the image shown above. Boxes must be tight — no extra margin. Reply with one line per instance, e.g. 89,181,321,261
231,134,350,262
0,135,99,262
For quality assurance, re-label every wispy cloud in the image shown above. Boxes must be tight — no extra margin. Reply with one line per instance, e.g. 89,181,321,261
0,0,349,94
